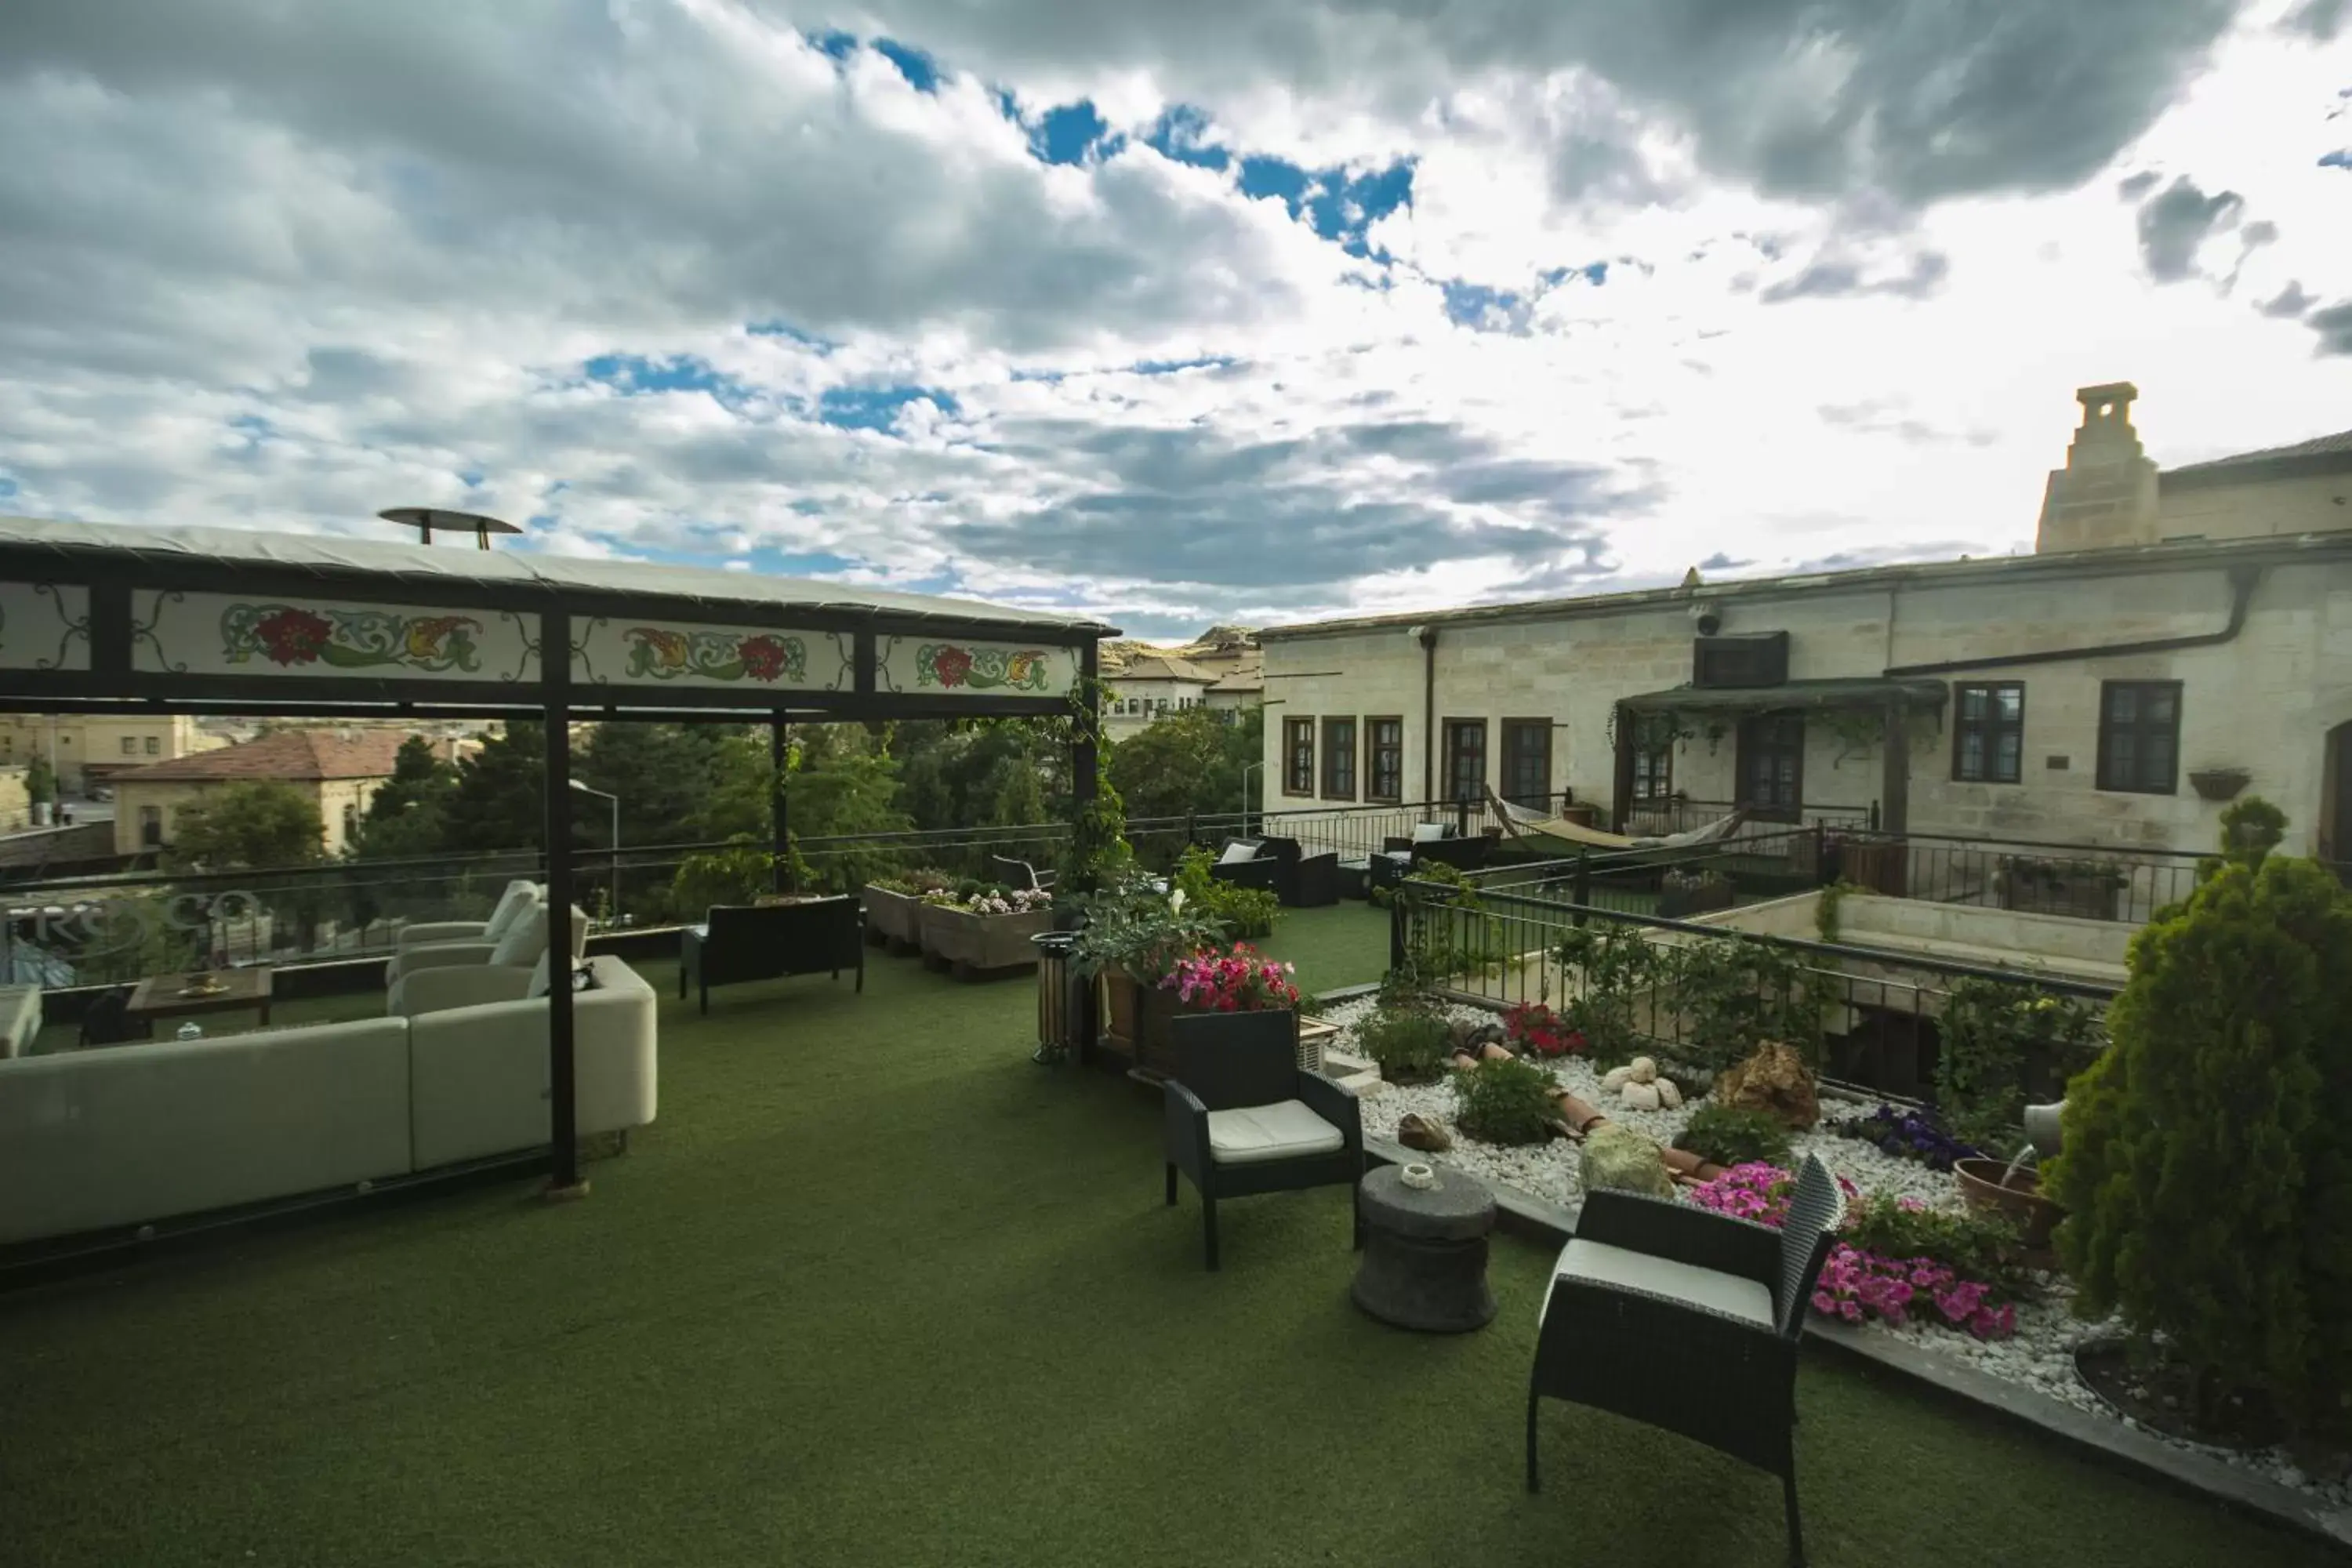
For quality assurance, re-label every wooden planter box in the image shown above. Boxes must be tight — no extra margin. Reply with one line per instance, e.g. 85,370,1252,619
862,885,926,954
1105,971,1309,1080
916,904,1052,979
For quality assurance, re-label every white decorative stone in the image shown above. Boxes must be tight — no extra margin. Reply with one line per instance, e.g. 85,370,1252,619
1620,1080,1661,1111
1600,1064,1635,1092
1656,1079,1683,1109
1628,1056,1657,1084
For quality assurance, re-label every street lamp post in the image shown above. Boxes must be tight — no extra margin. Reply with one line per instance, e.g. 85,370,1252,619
568,780,620,926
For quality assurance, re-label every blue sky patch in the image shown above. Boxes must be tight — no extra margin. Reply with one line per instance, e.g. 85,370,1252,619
1240,154,1414,259
1127,355,1239,376
873,38,939,92
1031,100,1112,165
804,29,857,61
816,384,961,430
1145,106,1231,171
2322,149,2350,170
1442,281,1527,332
583,354,757,412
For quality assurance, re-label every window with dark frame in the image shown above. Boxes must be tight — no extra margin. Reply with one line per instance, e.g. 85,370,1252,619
1630,713,1675,800
2098,681,2181,795
1321,717,1357,800
1282,717,1316,797
1500,719,1552,810
1443,719,1486,806
1952,681,2025,784
1367,717,1403,803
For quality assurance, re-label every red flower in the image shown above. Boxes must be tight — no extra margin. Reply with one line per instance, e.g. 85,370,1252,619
931,645,975,687
256,608,333,666
739,634,787,682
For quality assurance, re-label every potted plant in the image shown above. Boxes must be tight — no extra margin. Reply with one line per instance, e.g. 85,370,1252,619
1143,942,1302,1079
1069,881,1229,1073
25,754,55,828
916,882,1056,980
862,867,952,955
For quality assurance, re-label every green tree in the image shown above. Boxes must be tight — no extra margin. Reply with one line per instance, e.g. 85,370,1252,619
785,725,915,889
168,782,325,871
365,735,456,824
1106,706,1258,824
576,721,747,848
24,753,55,807
2049,826,2352,1428
437,721,550,854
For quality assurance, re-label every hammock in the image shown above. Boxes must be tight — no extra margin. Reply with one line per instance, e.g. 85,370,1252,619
1485,789,1750,854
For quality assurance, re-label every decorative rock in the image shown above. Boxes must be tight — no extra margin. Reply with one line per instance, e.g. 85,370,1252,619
1397,1112,1453,1152
1714,1040,1820,1129
1578,1123,1674,1199
1449,1018,1507,1054
1655,1079,1683,1110
1626,1055,1657,1085
1619,1080,1662,1112
1599,1064,1633,1093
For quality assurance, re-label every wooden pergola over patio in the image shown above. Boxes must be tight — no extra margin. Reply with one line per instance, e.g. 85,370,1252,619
0,517,1116,1192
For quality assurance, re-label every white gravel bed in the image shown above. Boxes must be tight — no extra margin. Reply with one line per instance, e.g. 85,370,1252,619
1321,994,2352,1509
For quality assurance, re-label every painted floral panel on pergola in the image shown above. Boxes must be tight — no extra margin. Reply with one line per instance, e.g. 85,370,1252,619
132,592,539,681
878,637,1075,697
572,619,852,691
0,583,92,671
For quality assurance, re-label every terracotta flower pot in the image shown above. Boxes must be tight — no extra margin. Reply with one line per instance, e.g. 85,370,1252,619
1954,1156,2064,1249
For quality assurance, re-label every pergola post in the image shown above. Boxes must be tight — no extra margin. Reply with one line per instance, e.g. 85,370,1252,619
543,608,584,1199
770,715,790,894
1071,642,1101,1064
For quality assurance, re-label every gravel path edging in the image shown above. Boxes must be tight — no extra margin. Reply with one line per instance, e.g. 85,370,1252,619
1327,1005,2352,1558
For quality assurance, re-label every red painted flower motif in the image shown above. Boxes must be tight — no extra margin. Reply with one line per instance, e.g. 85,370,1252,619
739,634,788,682
256,608,333,666
931,645,975,688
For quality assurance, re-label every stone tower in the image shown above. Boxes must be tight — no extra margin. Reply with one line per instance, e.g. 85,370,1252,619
2036,382,2161,554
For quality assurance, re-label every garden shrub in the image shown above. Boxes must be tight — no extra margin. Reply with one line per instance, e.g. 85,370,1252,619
2050,842,2352,1430
1355,1007,1453,1085
1554,924,1661,1067
1672,1102,1791,1169
1450,1055,1560,1145
1934,978,2100,1152
1842,1191,2034,1301
1666,936,1828,1073
1171,845,1281,938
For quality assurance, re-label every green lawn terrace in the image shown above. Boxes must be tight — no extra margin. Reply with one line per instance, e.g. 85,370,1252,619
0,903,2338,1568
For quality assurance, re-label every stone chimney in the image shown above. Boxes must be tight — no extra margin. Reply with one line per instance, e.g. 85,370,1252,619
2036,382,2160,553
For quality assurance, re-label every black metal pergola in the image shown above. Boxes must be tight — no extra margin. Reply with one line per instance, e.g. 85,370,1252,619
0,518,1114,1193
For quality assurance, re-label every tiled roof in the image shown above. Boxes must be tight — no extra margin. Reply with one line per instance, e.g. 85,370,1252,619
1109,654,1218,684
2165,427,2352,478
111,730,409,783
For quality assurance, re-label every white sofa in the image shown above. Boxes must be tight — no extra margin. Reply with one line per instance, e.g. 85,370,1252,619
394,880,540,956
385,899,586,986
0,956,656,1247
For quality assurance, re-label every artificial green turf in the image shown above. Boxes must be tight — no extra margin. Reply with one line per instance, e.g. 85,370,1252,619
0,902,2329,1567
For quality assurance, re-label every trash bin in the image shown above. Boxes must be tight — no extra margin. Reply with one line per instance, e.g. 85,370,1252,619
1031,931,1084,1065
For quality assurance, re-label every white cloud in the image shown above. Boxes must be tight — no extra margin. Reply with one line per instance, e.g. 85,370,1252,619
0,0,2344,641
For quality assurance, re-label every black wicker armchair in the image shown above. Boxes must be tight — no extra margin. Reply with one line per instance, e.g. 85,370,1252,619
1526,1153,1846,1566
1208,837,1338,908
1162,1011,1364,1271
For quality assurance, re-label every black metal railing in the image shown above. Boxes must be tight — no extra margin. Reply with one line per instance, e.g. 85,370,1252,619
1619,796,1878,837
1389,882,2118,1107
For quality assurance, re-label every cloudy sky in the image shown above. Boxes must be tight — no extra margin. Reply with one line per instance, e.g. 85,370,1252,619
2,1,2347,638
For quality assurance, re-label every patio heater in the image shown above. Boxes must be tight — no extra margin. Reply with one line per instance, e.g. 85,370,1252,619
376,506,524,550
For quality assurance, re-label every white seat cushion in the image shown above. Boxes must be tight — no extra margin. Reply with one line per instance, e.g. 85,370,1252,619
482,881,542,943
1544,1237,1775,1327
1411,822,1451,844
1205,1099,1344,1165
1218,840,1261,866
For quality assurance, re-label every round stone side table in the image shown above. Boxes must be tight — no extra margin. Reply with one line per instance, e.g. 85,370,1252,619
1351,1163,1498,1333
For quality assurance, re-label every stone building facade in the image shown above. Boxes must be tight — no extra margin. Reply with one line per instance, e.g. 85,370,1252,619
1260,389,2352,858
109,731,408,859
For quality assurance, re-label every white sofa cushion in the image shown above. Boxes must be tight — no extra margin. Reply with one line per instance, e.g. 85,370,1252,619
0,984,40,1059
482,880,542,942
1217,840,1261,866
487,902,587,970
1544,1236,1775,1327
1205,1099,1344,1165
387,960,538,1018
0,1018,413,1246
1411,822,1452,844
406,955,657,1170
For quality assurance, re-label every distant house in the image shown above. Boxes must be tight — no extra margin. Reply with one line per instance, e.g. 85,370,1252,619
1102,653,1219,739
0,713,226,793
1102,626,1265,737
110,731,410,858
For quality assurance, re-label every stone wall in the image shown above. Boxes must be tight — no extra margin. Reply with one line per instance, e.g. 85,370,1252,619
1262,552,2352,856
